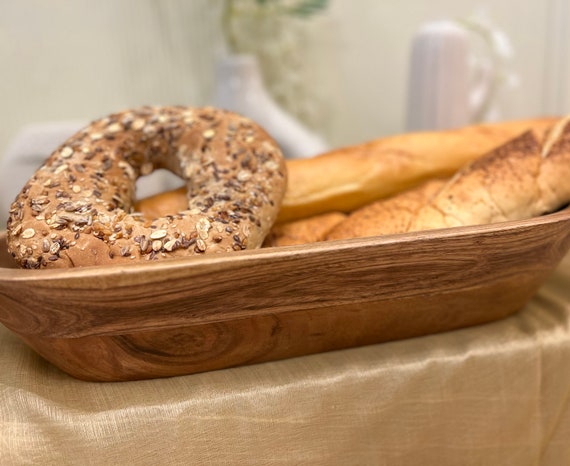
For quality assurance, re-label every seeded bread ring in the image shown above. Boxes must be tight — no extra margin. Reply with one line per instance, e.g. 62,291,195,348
6,106,287,269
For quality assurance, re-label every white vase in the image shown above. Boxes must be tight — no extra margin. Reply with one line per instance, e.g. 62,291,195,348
213,54,328,159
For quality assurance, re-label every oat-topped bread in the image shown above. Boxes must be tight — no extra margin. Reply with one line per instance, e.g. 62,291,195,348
6,106,287,269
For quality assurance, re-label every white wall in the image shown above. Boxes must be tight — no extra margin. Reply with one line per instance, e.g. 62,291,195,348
0,1,222,158
1,0,569,159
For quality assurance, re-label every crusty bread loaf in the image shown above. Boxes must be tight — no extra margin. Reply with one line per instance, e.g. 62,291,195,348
263,212,346,247
279,117,557,222
136,118,558,225
326,179,447,241
134,187,188,220
407,116,570,232
328,116,570,239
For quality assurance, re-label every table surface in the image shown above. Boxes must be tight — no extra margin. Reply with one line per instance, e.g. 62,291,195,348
2,256,570,465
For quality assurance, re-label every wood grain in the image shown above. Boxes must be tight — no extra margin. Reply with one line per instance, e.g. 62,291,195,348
1,207,570,381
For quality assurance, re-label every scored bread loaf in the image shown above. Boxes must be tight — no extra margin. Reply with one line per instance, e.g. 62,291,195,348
327,116,570,240
406,116,570,232
326,179,447,241
279,117,557,222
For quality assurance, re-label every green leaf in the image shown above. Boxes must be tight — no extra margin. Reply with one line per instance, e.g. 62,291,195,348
287,0,329,18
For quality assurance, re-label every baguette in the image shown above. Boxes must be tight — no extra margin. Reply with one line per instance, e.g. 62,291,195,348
263,212,346,247
328,116,570,239
326,179,447,240
407,116,570,232
279,117,557,222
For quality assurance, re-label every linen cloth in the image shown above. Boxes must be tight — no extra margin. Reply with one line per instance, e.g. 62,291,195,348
1,254,570,465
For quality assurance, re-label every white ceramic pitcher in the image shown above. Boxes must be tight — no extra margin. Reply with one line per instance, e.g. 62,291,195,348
405,18,511,131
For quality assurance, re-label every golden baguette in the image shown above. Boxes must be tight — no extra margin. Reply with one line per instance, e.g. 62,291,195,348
326,179,447,241
327,116,570,240
407,116,570,232
279,117,558,222
263,212,347,247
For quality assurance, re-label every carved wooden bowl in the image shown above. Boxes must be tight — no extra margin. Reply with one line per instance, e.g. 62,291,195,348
1,207,570,382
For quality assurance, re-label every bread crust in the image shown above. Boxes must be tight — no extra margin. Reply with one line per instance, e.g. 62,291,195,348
263,212,347,247
328,117,570,239
408,118,570,232
279,117,557,222
326,179,447,241
6,106,287,269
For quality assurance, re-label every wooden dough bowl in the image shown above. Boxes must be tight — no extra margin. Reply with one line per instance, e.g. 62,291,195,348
1,207,570,382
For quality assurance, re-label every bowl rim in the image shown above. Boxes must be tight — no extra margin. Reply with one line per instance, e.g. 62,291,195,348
1,206,570,282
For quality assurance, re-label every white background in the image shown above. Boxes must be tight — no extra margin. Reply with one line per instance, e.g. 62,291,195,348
1,0,569,158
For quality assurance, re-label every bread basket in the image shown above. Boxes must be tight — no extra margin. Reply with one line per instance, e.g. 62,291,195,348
1,207,570,382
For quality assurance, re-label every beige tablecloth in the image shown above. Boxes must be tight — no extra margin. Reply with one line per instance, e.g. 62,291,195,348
2,255,570,465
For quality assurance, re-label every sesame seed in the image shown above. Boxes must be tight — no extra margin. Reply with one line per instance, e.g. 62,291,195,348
54,164,69,175
265,160,279,171
61,146,74,158
195,218,211,240
237,170,251,182
163,239,178,251
143,125,157,137
196,238,206,252
106,123,122,133
203,129,215,139
149,229,167,240
131,119,145,131
21,228,36,239
141,162,153,176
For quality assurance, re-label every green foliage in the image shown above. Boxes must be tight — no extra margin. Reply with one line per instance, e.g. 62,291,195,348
286,0,329,18
253,0,330,19
222,0,329,53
